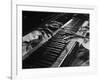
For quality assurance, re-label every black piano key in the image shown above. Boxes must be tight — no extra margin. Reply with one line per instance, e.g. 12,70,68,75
46,49,60,54
47,44,65,49
48,45,64,49
50,39,66,43
45,52,58,57
50,41,65,45
46,47,62,52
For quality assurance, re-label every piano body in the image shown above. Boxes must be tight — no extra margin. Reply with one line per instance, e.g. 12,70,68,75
22,13,89,69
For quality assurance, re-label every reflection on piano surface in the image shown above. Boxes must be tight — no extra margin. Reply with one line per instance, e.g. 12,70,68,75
22,12,89,69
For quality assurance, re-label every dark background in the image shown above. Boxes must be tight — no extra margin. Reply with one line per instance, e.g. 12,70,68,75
22,11,89,36
22,11,61,36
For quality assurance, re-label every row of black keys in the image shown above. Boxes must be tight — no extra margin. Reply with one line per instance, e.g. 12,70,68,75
23,30,68,68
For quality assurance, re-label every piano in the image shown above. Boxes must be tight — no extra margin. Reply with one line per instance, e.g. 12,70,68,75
22,14,89,69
